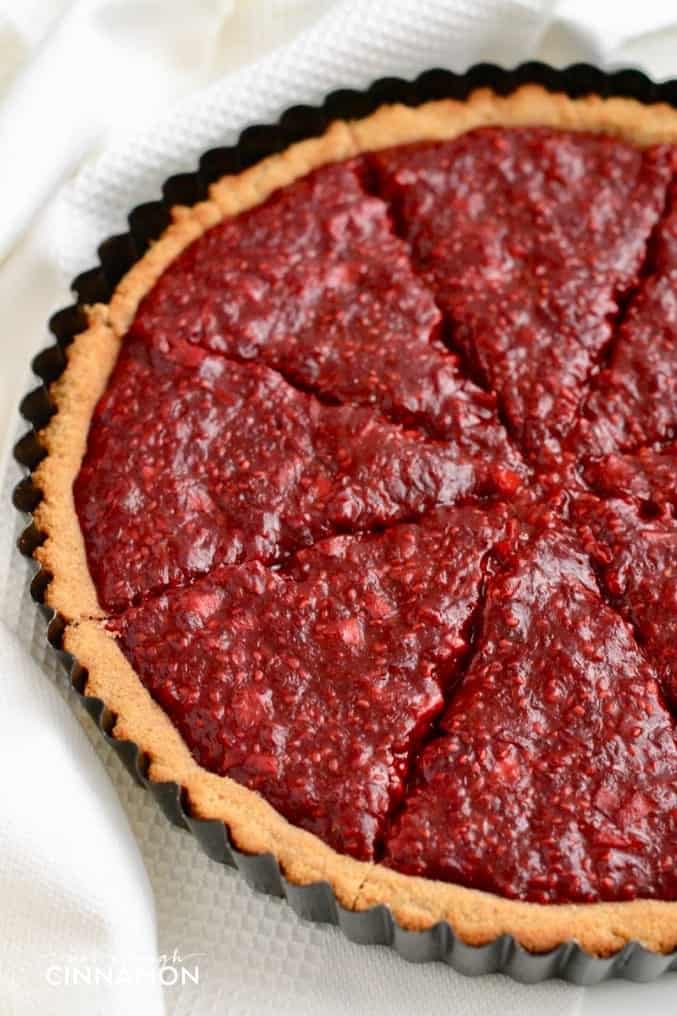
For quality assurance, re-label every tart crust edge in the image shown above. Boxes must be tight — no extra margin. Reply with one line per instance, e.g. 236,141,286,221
30,84,677,956
64,617,677,957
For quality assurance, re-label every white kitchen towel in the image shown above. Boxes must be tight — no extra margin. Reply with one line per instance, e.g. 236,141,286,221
0,0,333,261
0,616,164,1016
2,1,677,1014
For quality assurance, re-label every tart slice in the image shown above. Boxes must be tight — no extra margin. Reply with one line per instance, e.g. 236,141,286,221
74,331,520,611
370,129,675,469
130,159,519,463
384,525,677,903
574,179,677,460
107,505,510,858
575,494,677,710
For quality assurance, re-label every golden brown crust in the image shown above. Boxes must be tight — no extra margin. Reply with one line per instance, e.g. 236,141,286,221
31,84,677,956
354,866,677,956
63,618,677,957
33,305,119,619
350,84,677,151
64,620,367,909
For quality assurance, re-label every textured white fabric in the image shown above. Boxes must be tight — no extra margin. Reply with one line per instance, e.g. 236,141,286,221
1,1,677,1014
0,615,164,1016
0,0,332,261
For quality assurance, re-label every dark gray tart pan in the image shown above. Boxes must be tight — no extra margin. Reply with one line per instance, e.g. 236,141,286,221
11,61,677,984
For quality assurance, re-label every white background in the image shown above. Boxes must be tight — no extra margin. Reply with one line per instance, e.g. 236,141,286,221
0,1,676,1013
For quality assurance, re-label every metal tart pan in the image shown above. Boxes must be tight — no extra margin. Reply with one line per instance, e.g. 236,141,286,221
12,60,677,984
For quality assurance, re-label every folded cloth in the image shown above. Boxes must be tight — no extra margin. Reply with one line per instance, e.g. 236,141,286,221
0,0,334,262
2,1,677,1013
0,617,164,1016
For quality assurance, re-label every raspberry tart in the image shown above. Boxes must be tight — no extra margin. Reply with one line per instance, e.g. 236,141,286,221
26,83,677,964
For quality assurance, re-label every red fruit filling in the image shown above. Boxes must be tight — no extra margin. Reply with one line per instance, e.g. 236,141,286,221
109,505,510,857
132,160,519,465
384,527,677,902
574,494,677,710
75,334,520,611
575,181,677,459
582,444,676,513
370,129,674,467
70,127,677,903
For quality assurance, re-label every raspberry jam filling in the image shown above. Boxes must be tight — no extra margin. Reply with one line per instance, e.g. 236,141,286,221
574,495,677,711
582,445,676,513
384,526,677,903
370,130,675,469
131,160,520,466
73,126,677,904
75,333,522,611
110,506,510,858
574,180,677,460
